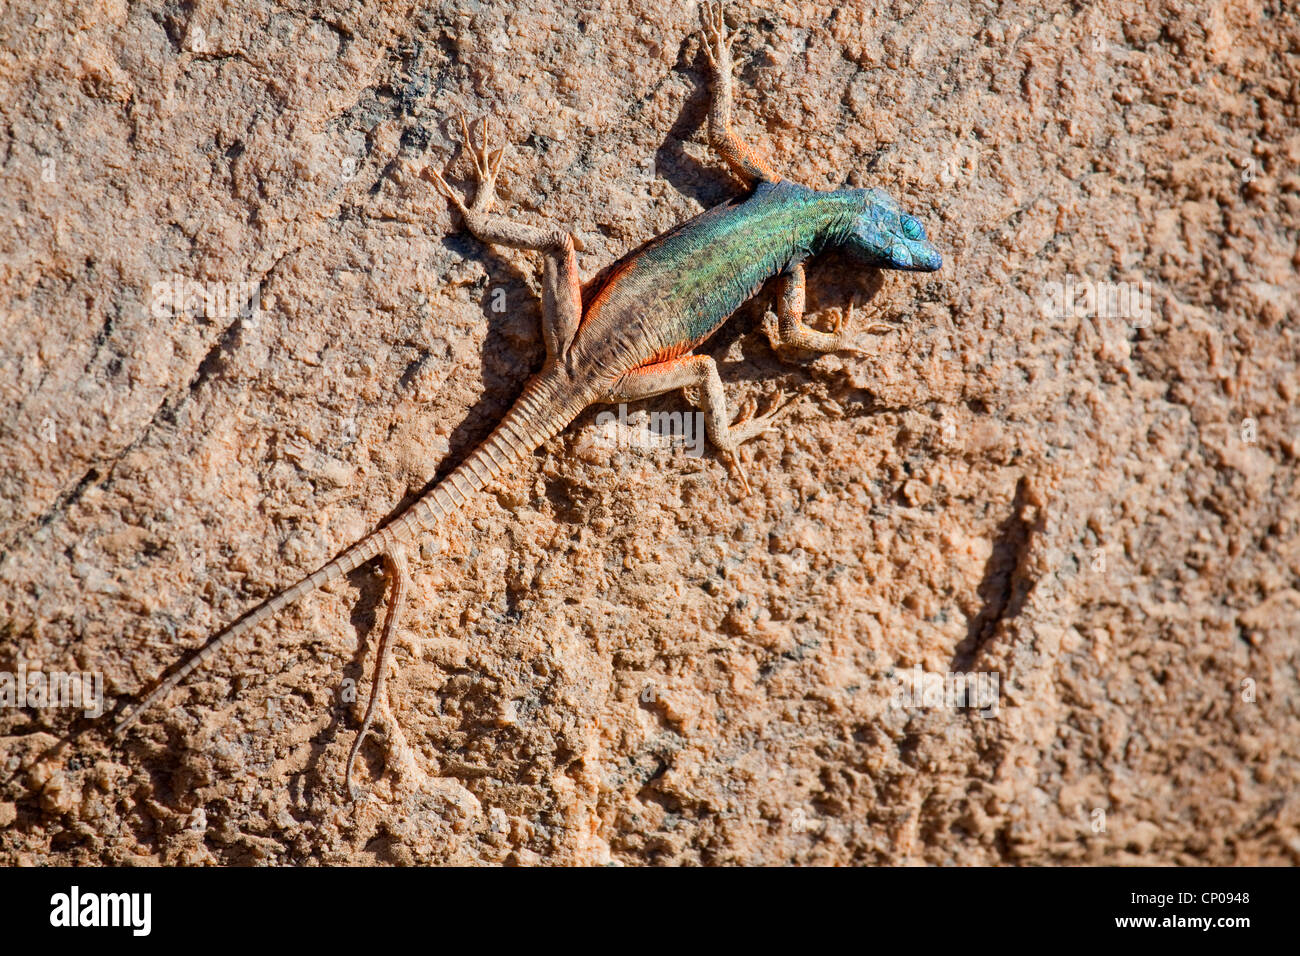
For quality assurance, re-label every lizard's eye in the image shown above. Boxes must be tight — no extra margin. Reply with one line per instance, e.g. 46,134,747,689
901,216,924,240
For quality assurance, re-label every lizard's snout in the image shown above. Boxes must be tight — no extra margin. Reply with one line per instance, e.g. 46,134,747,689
889,239,943,272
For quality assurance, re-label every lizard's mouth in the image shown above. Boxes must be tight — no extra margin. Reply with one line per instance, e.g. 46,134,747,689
893,241,943,272
849,237,943,273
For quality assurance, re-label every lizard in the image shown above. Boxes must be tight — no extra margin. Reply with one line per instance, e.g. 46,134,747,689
111,2,943,799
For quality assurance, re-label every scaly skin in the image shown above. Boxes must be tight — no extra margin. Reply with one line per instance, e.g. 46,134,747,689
576,181,865,372
112,2,942,798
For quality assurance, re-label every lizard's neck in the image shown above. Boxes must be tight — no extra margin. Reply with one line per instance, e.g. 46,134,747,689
785,184,867,261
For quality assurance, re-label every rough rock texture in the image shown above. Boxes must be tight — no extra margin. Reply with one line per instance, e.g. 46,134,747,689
1,0,1297,865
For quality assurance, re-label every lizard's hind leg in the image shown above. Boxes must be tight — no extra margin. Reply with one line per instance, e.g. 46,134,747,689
607,355,792,494
698,1,778,187
425,115,582,367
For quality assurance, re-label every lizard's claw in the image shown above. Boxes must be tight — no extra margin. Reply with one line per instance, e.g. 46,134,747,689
734,394,757,425
832,300,849,337
426,113,508,217
459,112,507,190
723,389,794,496
836,300,895,357
728,450,753,497
425,167,469,216
759,388,797,428
729,388,794,445
833,300,868,357
698,2,735,71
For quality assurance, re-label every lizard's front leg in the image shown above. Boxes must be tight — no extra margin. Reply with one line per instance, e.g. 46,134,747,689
699,1,778,186
425,116,582,367
764,263,893,357
607,355,791,494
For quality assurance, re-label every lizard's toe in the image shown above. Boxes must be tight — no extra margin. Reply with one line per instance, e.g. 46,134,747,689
727,448,753,497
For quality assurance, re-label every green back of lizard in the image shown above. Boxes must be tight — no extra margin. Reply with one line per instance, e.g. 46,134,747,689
571,179,863,376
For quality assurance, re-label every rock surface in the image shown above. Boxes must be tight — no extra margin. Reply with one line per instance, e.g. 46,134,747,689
1,0,1296,864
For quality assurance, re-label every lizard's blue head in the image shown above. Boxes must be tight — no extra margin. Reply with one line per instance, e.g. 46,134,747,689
844,188,942,272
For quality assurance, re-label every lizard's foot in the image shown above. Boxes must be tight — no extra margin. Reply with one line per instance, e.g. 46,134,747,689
720,390,794,494
696,0,777,185
767,300,895,357
425,113,507,217
728,449,753,496
729,389,793,444
698,1,736,73
825,300,894,357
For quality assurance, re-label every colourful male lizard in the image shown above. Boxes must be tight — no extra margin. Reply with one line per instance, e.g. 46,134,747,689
112,3,942,797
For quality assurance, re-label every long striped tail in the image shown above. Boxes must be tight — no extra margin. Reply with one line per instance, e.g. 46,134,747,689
112,370,589,761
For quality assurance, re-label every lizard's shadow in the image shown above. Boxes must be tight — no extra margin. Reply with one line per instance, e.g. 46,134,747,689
653,37,743,210
388,231,548,523
290,563,389,803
